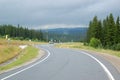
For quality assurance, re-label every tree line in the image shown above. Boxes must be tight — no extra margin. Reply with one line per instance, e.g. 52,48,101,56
0,25,44,41
86,13,120,50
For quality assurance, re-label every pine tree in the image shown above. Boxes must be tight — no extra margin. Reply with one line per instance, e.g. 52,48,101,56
86,13,120,50
87,16,100,42
102,17,109,47
86,21,92,42
0,25,44,41
107,13,116,46
116,16,120,43
96,20,102,40
92,16,99,38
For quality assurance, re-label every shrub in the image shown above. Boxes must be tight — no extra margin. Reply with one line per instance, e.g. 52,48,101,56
110,44,116,50
84,42,89,46
115,43,120,51
89,38,102,48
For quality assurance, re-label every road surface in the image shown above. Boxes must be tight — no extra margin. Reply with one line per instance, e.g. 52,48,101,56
0,44,120,80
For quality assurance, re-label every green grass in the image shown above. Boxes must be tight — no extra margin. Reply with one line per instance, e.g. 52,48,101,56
0,45,21,64
56,42,120,57
0,38,46,64
0,46,39,71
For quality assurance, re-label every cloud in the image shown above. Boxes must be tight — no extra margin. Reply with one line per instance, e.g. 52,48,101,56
0,0,119,29
32,24,87,29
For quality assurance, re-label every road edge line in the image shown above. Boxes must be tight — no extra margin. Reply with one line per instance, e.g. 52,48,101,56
81,51,115,80
1,48,51,80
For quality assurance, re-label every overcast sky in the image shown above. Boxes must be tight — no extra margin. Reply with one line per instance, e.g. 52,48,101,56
0,0,119,29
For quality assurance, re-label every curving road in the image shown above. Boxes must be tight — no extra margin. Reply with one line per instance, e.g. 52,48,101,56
0,44,120,80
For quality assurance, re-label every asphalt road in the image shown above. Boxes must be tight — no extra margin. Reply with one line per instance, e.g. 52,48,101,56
0,44,120,80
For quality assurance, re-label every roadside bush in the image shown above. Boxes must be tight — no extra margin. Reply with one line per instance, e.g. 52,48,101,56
13,37,20,40
84,42,89,46
115,43,120,51
25,38,30,40
89,38,102,48
110,44,116,50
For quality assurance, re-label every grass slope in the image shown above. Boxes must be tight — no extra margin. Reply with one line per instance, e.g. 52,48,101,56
0,45,20,64
0,38,21,64
0,38,44,71
56,42,120,57
0,46,39,71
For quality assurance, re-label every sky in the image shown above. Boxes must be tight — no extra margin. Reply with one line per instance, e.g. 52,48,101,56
0,0,120,29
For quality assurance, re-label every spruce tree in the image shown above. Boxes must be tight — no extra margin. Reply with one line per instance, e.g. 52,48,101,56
116,16,120,43
87,16,99,42
87,21,92,42
96,20,102,40
92,16,99,38
107,13,116,46
102,17,109,47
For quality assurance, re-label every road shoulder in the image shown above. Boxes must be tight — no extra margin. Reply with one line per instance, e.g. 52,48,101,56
81,49,120,73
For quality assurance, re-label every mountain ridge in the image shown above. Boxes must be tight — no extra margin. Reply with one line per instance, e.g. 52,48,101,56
42,27,88,42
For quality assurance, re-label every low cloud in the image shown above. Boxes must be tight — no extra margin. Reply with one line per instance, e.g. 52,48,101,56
32,24,87,29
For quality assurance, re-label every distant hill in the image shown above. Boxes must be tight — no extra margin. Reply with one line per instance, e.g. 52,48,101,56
41,27,88,42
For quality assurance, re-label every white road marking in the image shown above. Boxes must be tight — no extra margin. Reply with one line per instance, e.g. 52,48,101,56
81,51,115,80
1,48,51,80
1,46,115,80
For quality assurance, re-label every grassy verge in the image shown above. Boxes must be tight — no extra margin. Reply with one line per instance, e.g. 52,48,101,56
0,38,21,64
0,38,46,45
0,46,39,71
0,38,46,64
0,45,21,64
56,42,120,57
